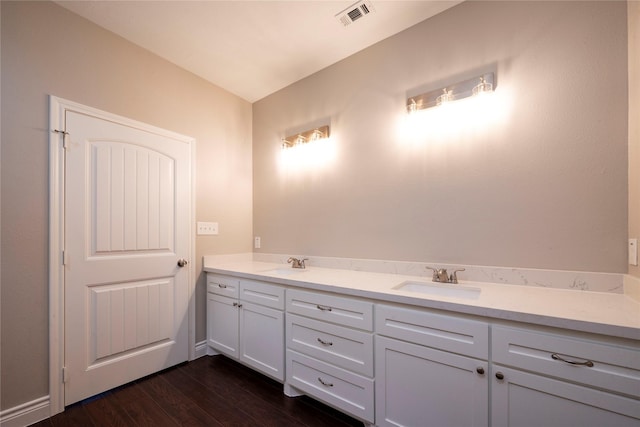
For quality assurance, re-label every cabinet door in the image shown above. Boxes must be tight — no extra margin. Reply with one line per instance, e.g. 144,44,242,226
207,293,239,358
240,301,284,381
376,336,488,427
491,366,640,427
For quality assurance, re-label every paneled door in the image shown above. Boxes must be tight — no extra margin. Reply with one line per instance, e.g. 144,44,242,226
63,109,192,405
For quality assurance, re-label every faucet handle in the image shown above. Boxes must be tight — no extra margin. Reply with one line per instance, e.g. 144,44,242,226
300,258,309,269
425,266,438,281
450,268,466,284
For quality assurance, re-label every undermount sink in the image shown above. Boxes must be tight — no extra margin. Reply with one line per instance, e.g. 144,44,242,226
394,281,481,299
262,268,308,276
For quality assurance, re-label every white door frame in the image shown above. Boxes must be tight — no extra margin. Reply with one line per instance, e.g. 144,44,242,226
48,96,196,416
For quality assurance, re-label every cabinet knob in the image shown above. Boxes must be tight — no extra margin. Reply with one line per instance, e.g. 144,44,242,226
476,367,485,375
495,372,504,380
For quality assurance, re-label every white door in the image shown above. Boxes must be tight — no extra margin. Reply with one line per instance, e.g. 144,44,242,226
63,110,191,405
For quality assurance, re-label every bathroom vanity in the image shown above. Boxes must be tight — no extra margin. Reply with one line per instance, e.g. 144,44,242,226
204,257,640,427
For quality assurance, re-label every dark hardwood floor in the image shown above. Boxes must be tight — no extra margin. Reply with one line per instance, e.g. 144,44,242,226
33,355,364,427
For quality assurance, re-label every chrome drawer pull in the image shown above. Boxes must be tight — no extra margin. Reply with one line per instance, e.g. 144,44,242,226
316,304,332,312
218,284,227,289
551,353,594,367
317,377,334,387
317,338,333,346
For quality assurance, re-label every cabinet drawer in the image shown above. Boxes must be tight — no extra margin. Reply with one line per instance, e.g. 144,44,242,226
492,326,640,397
286,313,373,376
240,280,285,310
207,274,239,298
286,350,374,423
286,289,373,331
376,304,489,360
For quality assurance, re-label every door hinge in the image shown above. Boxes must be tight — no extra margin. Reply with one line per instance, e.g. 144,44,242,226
53,129,69,149
62,250,66,265
62,367,68,383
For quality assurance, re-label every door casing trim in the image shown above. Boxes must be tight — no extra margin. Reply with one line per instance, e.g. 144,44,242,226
48,96,196,415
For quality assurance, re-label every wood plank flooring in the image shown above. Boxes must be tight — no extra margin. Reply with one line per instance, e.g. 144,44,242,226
33,355,364,427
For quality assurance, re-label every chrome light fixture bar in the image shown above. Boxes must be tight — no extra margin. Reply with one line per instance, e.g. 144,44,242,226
407,73,495,113
281,125,330,149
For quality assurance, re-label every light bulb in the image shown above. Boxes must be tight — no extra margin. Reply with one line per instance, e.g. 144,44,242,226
408,98,418,114
472,77,493,96
309,129,324,141
436,88,452,106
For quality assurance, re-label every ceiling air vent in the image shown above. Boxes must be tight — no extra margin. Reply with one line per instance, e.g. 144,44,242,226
335,1,375,27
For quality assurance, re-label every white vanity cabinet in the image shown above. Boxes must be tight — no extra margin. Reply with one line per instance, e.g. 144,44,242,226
491,325,640,427
206,274,285,381
375,304,490,427
285,289,375,424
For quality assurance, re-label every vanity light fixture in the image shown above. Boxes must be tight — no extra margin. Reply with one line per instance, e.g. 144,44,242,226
281,125,330,149
407,72,495,113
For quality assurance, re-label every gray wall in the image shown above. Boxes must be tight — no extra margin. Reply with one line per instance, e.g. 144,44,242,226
253,1,628,273
1,1,252,410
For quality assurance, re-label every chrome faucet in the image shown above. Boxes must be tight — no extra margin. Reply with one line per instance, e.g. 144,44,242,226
426,266,465,284
287,257,308,269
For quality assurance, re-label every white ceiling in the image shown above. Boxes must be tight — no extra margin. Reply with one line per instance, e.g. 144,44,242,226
55,1,462,102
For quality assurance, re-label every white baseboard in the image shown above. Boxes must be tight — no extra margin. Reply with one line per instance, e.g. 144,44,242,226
193,340,208,359
0,396,50,427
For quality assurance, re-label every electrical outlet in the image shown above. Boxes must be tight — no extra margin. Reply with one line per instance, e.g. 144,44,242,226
254,236,261,249
629,238,638,266
197,222,218,235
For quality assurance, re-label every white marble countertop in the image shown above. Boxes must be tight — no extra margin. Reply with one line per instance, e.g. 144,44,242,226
203,259,640,341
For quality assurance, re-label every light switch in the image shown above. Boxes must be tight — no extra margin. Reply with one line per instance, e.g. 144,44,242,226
254,236,261,249
197,222,218,235
629,238,638,266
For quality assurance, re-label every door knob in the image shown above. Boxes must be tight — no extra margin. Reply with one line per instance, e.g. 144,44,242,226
177,259,188,267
